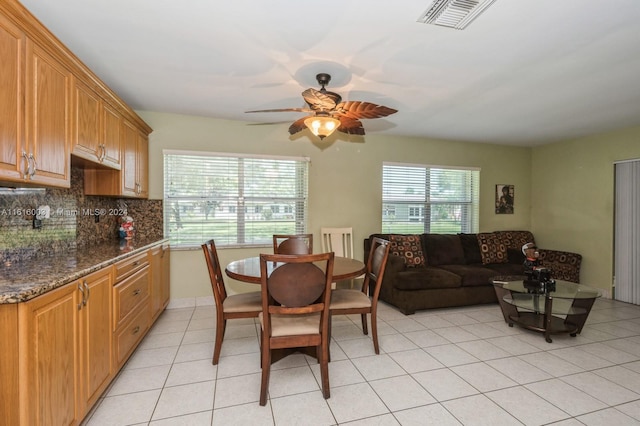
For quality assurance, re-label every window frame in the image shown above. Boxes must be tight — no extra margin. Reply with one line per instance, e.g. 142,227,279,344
163,150,310,249
382,162,480,234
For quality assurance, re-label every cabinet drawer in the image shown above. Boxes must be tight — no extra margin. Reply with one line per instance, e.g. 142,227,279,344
114,304,150,366
113,266,149,330
113,252,148,282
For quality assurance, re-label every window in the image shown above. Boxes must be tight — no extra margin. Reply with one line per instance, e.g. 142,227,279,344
164,150,309,248
382,162,479,234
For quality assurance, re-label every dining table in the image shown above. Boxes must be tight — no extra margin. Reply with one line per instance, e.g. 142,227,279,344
225,255,366,284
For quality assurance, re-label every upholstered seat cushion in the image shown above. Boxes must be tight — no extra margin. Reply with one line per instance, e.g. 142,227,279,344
393,267,461,290
330,289,372,309
438,265,500,287
259,312,320,337
223,291,262,313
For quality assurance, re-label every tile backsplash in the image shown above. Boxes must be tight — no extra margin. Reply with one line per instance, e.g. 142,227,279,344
0,168,163,263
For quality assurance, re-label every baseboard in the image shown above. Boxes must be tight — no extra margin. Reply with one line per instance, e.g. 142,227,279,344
166,296,215,309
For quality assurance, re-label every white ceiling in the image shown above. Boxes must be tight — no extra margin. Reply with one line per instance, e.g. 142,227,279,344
20,0,640,146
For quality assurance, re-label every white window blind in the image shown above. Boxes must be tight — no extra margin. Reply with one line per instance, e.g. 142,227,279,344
164,151,309,248
382,162,479,234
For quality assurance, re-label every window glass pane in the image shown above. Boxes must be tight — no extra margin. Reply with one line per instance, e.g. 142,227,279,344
382,163,479,234
164,152,309,248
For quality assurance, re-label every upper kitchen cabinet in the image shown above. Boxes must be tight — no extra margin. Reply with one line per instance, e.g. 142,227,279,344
84,119,149,198
0,0,151,190
0,14,24,184
24,39,72,187
72,79,122,170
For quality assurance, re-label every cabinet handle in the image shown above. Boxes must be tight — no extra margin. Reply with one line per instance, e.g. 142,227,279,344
83,281,90,305
28,154,37,178
21,151,30,179
132,326,140,335
100,144,106,162
133,288,141,296
132,260,139,266
77,283,85,310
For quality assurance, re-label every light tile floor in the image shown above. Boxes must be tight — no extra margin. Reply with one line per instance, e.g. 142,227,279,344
83,298,640,425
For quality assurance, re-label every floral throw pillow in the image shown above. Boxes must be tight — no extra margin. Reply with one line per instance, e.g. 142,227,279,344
389,235,425,267
477,232,508,264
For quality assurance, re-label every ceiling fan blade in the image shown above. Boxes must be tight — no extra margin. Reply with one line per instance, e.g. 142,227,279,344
335,101,397,119
288,117,309,136
302,88,340,111
337,117,365,136
246,107,312,113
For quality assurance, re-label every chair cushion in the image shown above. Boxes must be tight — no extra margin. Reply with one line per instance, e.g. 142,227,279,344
477,232,508,264
223,291,262,313
259,312,321,337
330,289,372,309
389,234,425,268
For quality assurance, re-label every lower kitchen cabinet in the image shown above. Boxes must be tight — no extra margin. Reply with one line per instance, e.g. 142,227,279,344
2,241,170,425
17,266,112,426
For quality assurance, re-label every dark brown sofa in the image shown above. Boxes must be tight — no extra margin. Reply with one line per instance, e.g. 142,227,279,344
364,231,582,315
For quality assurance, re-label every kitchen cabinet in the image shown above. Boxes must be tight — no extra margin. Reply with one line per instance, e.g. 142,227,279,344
17,267,113,426
112,252,151,367
150,242,171,321
0,14,24,183
84,119,149,198
72,80,121,170
2,241,168,425
24,39,72,187
0,0,151,190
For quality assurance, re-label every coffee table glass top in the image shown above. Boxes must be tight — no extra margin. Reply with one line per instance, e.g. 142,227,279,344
492,276,602,315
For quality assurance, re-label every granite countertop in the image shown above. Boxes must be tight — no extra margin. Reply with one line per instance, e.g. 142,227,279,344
0,237,168,304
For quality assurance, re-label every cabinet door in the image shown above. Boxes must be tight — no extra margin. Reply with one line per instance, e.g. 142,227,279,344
25,40,71,187
136,131,149,198
0,14,25,182
72,79,101,162
149,245,163,320
102,103,121,168
19,283,80,426
121,120,138,196
161,244,171,309
78,268,113,412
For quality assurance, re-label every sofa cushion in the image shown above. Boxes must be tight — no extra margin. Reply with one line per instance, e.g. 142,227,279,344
477,233,508,264
458,233,482,264
483,262,526,277
422,234,466,266
438,265,500,287
389,234,425,268
393,267,461,290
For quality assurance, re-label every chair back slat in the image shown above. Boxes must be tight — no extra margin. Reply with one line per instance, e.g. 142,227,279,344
202,240,227,306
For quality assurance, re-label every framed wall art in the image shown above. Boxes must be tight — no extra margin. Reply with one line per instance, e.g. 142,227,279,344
496,184,514,214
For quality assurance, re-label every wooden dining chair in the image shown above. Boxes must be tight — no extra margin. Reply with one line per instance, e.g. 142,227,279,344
329,237,391,354
320,227,354,259
201,240,262,365
272,233,313,254
258,252,334,406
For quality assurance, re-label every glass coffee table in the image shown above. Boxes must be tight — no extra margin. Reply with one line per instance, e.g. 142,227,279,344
491,276,602,343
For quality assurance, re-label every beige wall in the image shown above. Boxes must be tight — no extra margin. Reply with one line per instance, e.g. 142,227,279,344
138,111,532,299
531,126,640,295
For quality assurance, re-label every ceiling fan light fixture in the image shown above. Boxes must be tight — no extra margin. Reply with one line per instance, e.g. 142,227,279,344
304,115,340,140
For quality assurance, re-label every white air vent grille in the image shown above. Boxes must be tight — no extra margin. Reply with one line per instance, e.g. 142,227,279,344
417,0,498,30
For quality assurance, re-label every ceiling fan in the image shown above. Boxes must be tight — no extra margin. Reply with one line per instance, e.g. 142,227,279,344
246,73,398,139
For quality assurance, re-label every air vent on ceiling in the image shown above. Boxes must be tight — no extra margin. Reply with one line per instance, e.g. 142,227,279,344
417,0,498,30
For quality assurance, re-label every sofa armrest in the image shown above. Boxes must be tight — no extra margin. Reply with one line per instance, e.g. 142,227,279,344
538,248,582,283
